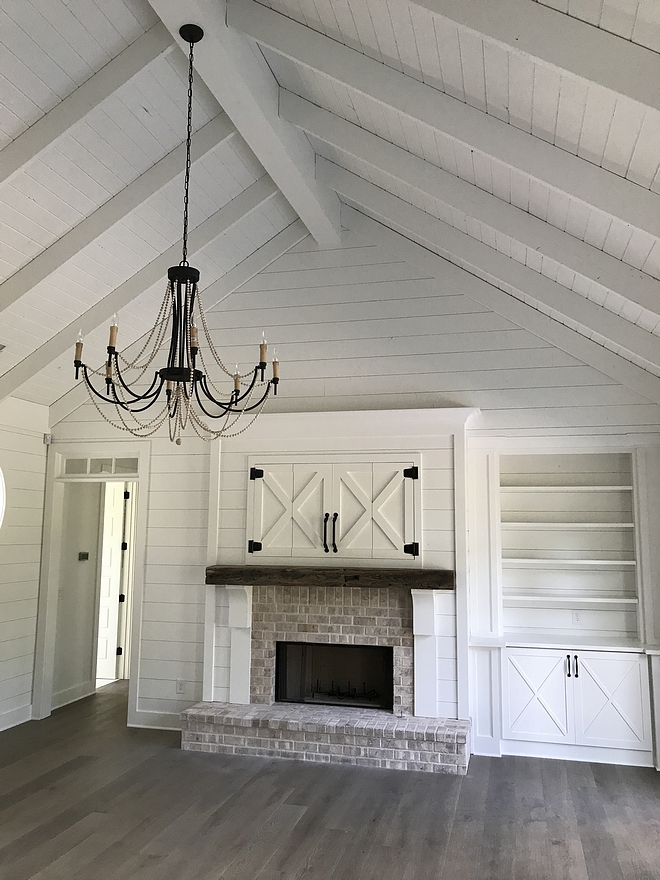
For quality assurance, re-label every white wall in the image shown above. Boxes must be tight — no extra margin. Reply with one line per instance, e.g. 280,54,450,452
44,221,660,731
0,397,48,730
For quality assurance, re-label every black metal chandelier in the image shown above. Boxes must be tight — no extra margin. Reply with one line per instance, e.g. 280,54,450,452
73,24,278,444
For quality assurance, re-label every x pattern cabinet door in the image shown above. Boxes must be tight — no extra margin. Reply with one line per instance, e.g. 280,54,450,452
503,649,572,744
292,465,332,555
251,465,294,556
573,652,652,750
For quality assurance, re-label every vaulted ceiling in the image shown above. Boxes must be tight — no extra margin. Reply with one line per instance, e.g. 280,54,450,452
2,0,660,424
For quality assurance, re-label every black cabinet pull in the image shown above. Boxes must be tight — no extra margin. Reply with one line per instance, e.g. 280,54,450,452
574,655,579,678
566,654,571,677
322,512,330,553
332,512,338,553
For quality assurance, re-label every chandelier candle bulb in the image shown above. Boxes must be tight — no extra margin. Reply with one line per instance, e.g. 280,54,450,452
74,332,83,363
190,323,198,348
234,367,241,392
109,315,118,349
260,333,267,362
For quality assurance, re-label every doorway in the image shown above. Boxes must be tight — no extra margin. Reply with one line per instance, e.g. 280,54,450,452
50,478,138,710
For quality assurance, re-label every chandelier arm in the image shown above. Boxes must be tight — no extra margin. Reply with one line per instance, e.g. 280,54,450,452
193,378,239,417
110,355,164,403
109,377,167,413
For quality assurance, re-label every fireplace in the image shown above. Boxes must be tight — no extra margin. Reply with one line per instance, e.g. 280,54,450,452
275,641,394,710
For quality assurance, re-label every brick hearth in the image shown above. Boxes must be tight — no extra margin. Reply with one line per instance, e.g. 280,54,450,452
181,703,470,774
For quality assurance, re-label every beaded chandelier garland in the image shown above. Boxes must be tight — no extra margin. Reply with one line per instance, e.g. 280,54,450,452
73,24,278,445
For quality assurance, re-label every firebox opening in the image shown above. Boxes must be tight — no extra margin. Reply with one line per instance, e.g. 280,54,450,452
275,641,394,711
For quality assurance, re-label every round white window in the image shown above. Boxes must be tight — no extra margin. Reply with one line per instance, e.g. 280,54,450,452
0,468,5,530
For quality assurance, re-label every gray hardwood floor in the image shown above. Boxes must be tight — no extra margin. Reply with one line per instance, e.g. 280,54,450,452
1,682,659,880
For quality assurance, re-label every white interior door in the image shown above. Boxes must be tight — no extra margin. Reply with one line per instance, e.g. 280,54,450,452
52,482,103,709
96,482,125,683
574,651,652,750
503,648,572,743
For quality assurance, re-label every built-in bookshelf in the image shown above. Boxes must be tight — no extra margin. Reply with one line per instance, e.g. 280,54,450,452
499,453,639,643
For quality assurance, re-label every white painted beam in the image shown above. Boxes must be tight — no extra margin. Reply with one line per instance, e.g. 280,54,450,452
319,160,660,368
334,180,660,404
230,0,660,241
0,176,278,404
0,22,173,188
49,219,309,425
412,0,660,112
0,115,235,315
281,92,660,317
148,0,340,247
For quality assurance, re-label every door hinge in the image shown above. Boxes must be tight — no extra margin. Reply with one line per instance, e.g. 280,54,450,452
250,467,264,480
124,490,130,500
116,646,123,656
121,541,128,551
248,540,263,553
403,466,419,479
118,594,125,603
403,542,419,557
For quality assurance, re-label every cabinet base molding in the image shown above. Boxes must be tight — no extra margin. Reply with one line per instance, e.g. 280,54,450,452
501,739,653,767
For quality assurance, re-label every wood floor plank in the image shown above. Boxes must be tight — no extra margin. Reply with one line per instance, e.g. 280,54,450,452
0,684,659,880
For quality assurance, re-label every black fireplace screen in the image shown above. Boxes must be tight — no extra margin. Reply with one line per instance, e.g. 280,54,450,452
275,641,394,710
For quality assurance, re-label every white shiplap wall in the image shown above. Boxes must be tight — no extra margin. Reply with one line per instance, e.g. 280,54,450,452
207,229,660,435
47,221,660,729
0,397,48,730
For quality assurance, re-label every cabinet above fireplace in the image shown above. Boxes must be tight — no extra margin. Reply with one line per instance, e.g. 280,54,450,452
246,455,421,564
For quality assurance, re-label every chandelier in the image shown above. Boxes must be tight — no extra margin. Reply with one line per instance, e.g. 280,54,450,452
73,24,278,444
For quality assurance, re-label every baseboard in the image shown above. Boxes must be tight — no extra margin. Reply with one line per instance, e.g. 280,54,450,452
471,734,502,757
127,706,182,732
0,704,32,732
501,738,654,767
52,682,95,710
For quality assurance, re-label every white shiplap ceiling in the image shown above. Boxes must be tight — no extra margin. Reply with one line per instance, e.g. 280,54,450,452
1,0,660,419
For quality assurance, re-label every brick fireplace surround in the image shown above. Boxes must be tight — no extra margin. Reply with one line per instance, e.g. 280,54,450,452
181,566,471,774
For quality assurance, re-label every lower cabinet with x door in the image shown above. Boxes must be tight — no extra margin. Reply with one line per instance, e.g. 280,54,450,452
502,646,653,760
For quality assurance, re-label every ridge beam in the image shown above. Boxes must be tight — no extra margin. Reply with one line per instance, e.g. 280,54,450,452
148,0,340,247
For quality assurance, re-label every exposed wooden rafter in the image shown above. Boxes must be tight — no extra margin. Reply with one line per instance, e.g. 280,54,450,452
147,0,340,247
280,92,660,318
411,0,660,112
0,176,279,404
0,115,236,315
0,22,173,189
229,0,660,241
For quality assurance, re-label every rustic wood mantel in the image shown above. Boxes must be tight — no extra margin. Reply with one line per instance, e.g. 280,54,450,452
205,565,454,590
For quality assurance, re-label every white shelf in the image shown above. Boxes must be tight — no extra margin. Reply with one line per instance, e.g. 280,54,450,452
500,485,632,492
503,596,637,612
502,558,636,566
503,594,638,604
501,522,634,530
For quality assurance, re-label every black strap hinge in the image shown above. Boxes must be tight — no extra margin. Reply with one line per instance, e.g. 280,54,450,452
116,646,123,656
403,466,419,479
124,490,130,500
250,467,264,480
404,542,419,557
121,541,128,551
118,594,125,603
248,540,263,553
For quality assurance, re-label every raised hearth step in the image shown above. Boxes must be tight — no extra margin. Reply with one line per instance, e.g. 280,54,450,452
181,702,470,775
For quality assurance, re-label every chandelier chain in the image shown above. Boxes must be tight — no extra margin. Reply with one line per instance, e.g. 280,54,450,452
181,37,195,267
